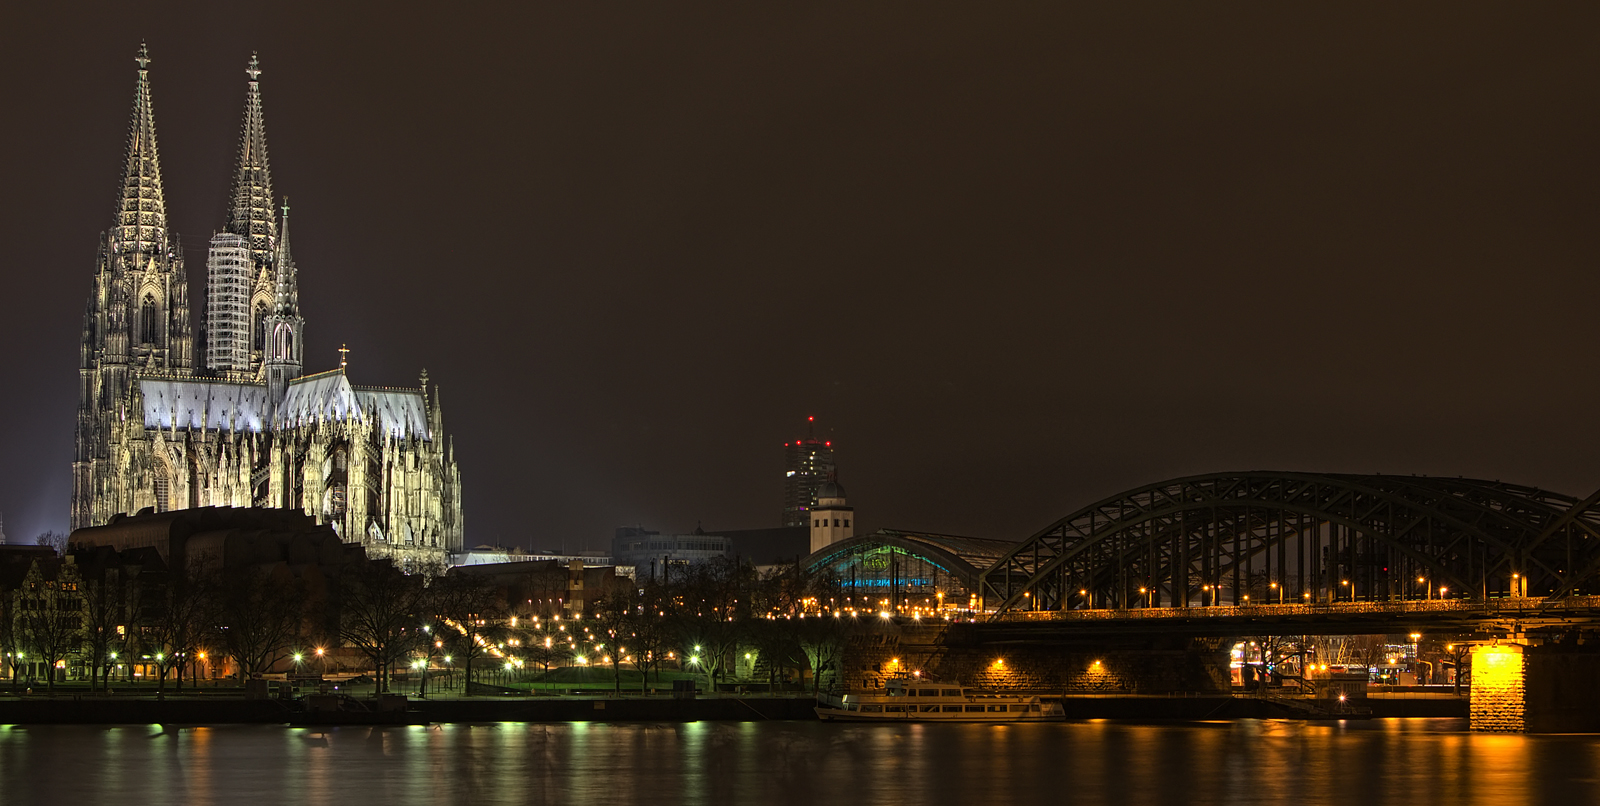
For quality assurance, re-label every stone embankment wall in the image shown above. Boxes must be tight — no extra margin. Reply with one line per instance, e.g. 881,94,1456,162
838,623,1230,694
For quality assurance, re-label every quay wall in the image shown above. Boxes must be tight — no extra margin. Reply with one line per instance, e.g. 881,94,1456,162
839,623,1231,695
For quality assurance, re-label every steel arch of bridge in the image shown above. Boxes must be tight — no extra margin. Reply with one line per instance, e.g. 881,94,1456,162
979,472,1600,615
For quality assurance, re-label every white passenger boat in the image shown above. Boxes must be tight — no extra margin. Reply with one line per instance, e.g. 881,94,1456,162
815,678,1065,722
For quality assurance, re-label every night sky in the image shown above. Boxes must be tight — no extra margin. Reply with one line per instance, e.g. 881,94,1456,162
5,3,1600,551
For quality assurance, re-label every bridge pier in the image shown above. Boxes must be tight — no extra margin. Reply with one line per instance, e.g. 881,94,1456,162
1468,644,1525,732
1470,641,1600,733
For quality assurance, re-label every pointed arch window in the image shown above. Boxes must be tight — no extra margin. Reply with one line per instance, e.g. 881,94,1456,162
140,295,159,344
153,462,171,513
253,304,268,352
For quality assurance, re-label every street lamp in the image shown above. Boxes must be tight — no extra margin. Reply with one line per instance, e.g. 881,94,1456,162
1341,580,1350,603
1270,581,1281,604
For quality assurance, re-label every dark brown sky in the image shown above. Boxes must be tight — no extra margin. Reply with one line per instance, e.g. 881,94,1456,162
5,3,1600,550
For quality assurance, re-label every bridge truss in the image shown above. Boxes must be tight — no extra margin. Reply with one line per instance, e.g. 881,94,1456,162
979,472,1600,615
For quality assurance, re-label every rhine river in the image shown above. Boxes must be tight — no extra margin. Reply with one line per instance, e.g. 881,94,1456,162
1,719,1597,804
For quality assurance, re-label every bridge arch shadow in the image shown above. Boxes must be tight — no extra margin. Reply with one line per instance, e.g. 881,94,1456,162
979,472,1600,615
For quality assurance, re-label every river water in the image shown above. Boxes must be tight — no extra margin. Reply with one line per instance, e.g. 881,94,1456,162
1,718,1596,805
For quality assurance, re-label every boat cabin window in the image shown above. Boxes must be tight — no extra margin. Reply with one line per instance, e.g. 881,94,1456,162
987,705,1006,712
964,705,985,713
942,705,962,713
941,689,960,697
921,705,940,713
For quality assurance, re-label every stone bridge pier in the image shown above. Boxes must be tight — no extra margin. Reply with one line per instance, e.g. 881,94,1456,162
1470,642,1600,733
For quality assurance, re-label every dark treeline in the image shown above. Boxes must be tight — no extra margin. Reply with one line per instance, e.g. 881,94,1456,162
1,548,870,695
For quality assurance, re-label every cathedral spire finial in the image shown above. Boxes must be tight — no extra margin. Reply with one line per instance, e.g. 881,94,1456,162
115,43,167,254
227,53,274,268
339,344,349,370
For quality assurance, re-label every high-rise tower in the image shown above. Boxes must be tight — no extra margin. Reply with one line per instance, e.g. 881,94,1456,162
781,416,836,527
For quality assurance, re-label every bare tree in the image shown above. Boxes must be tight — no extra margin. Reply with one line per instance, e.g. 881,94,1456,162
33,532,68,556
589,589,637,693
670,558,751,691
14,561,86,693
628,582,676,693
217,566,305,680
523,622,572,687
337,560,429,694
81,567,132,692
142,556,219,693
795,613,853,694
0,588,26,691
432,573,507,694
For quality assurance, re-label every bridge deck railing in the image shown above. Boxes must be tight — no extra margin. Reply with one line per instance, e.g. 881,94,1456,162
986,595,1600,622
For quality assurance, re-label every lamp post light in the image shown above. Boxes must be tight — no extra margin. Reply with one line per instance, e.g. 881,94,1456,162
1203,585,1212,607
1341,580,1351,603
1270,581,1282,604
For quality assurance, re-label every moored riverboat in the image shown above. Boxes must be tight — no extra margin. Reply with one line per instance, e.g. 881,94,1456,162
815,678,1065,722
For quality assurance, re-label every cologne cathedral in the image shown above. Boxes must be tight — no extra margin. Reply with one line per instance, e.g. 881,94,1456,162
72,47,464,568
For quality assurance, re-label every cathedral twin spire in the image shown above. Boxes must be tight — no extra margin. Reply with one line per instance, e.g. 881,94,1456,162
228,53,277,271
115,43,168,256
112,45,301,379
112,46,287,266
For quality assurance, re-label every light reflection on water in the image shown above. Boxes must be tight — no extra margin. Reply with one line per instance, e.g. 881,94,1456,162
1,719,1597,805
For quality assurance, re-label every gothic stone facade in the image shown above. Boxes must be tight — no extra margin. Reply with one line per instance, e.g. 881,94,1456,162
72,48,463,569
